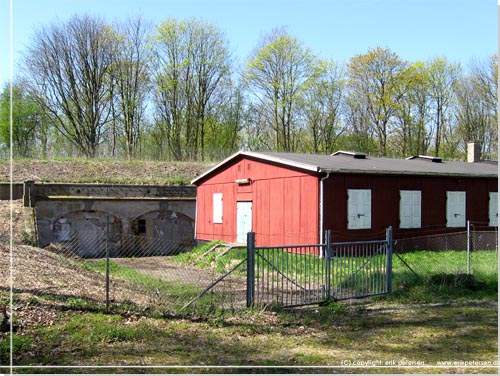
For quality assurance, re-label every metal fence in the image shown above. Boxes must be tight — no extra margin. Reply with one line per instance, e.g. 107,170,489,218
41,229,249,315
247,229,393,308
393,222,498,279
30,227,394,313
13,222,494,317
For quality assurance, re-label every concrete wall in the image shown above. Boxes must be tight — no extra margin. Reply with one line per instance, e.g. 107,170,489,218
0,183,23,200
35,198,196,257
25,182,197,257
31,182,195,199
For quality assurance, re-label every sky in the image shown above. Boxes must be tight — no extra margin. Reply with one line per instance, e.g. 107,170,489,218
0,0,497,89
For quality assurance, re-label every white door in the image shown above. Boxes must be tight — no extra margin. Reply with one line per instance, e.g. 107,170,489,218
236,201,252,243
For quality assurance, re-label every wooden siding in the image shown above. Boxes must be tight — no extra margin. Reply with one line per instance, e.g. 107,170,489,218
195,156,319,246
322,173,498,242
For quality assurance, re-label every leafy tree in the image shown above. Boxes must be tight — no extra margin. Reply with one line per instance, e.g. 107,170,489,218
153,18,232,161
0,82,49,158
245,27,316,152
347,47,407,156
301,60,345,153
203,83,245,160
426,57,461,157
391,61,433,157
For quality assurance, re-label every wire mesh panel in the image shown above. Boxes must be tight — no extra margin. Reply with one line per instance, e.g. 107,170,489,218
254,245,326,307
44,230,248,315
329,240,390,300
251,231,392,308
393,225,498,279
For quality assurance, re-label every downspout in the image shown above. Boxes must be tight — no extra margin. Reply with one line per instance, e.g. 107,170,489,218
319,171,330,257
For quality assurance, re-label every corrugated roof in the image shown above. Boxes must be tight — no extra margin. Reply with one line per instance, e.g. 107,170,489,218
191,150,498,184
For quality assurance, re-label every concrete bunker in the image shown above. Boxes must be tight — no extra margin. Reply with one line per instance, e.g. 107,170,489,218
24,182,197,258
130,210,195,255
52,210,122,258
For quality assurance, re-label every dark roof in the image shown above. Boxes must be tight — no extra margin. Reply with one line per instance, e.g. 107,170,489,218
191,150,498,184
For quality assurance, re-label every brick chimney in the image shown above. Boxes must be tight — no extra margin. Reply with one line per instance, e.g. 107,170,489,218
467,142,481,163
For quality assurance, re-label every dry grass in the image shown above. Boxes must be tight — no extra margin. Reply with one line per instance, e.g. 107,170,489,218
0,159,214,184
0,200,24,244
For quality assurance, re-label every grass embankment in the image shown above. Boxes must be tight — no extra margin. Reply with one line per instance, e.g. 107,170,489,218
0,158,214,184
0,245,497,373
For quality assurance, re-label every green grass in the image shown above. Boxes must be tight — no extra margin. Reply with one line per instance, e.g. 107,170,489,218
175,244,498,303
2,300,497,373
83,259,202,299
389,250,498,302
176,244,498,302
171,241,224,266
81,258,230,315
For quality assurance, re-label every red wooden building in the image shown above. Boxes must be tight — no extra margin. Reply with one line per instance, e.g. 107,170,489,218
191,144,498,246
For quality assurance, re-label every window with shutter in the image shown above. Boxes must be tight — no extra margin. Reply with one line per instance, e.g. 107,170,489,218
489,192,498,227
400,190,421,229
347,189,371,229
213,193,223,224
446,191,466,227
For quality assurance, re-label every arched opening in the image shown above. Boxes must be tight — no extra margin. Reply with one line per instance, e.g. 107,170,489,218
130,210,195,255
52,210,121,258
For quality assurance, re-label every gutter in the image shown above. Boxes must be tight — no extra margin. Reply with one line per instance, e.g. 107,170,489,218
319,172,330,257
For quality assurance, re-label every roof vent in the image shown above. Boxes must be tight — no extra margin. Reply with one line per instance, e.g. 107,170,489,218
406,155,442,163
331,150,367,159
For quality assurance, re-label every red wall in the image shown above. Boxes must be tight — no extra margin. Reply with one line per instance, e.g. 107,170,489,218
195,156,319,246
322,173,498,242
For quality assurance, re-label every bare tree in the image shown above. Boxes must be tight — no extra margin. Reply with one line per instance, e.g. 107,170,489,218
109,16,152,159
24,14,115,157
455,57,498,159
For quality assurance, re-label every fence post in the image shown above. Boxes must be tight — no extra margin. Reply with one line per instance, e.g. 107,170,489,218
105,216,110,310
325,230,332,300
467,220,471,275
246,232,255,308
386,226,393,294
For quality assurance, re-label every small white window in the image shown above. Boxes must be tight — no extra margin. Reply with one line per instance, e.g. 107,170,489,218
446,191,466,227
213,193,223,224
489,192,498,227
400,190,421,229
347,189,371,229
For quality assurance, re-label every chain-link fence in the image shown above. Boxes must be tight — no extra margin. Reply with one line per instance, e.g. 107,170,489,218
392,222,498,286
5,229,249,319
4,219,497,321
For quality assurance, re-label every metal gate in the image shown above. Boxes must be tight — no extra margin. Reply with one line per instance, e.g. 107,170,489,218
246,228,393,307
